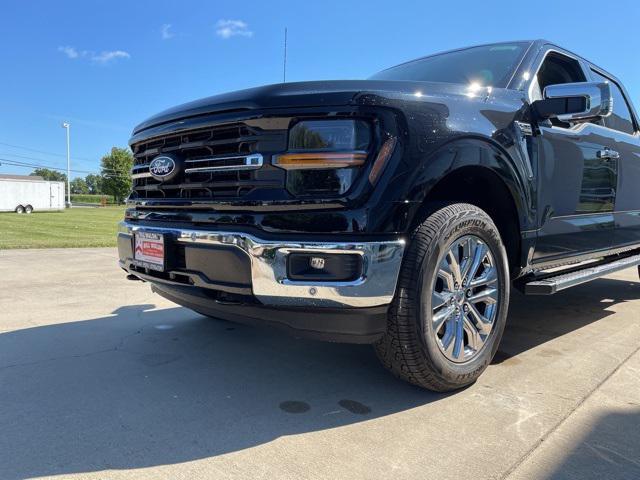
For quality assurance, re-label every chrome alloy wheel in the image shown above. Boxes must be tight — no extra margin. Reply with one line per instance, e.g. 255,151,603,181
430,235,500,363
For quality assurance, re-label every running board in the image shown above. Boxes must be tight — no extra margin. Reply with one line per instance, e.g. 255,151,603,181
523,253,640,295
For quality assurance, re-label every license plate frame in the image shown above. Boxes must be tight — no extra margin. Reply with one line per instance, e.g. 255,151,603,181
133,231,166,272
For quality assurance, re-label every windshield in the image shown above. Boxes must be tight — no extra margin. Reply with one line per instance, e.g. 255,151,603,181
370,42,529,88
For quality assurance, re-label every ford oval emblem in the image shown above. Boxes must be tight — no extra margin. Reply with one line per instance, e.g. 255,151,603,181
149,155,178,181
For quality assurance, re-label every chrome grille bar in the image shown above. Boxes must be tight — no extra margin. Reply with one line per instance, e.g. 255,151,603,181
131,165,151,179
184,154,263,173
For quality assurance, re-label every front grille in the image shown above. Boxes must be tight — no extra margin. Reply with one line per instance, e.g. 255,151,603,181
130,122,287,200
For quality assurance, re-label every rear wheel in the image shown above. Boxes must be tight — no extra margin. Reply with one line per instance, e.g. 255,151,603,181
15,205,25,214
24,205,33,214
375,203,510,391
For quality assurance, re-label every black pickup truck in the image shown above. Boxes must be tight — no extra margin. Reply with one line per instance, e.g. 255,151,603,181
118,40,640,391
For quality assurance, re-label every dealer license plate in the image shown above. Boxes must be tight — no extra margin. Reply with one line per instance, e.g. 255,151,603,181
133,231,165,271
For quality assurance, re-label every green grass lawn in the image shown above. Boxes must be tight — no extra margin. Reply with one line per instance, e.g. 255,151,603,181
0,206,126,249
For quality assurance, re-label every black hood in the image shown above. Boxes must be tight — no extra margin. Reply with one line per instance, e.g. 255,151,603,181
132,79,513,135
133,80,369,134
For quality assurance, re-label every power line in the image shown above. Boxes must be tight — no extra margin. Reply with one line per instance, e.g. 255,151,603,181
0,141,97,162
0,164,130,180
0,158,131,179
0,158,96,174
0,152,123,174
0,152,125,172
0,151,67,165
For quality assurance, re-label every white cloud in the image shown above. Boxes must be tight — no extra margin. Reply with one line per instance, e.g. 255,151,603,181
91,50,131,64
58,46,79,59
215,19,253,39
58,46,130,65
161,23,174,40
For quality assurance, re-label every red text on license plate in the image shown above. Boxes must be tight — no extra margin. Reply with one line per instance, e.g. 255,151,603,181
134,232,165,269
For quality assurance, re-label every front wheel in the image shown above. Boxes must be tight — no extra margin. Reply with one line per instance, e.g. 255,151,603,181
15,205,25,214
375,203,510,391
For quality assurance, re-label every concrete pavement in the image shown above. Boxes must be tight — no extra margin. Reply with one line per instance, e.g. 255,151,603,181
1,248,639,479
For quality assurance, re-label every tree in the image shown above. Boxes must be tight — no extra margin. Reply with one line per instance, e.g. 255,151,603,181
31,168,67,183
85,174,103,195
100,147,133,203
70,177,89,194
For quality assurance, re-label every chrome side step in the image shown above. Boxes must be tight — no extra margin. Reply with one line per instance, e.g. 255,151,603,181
523,253,640,295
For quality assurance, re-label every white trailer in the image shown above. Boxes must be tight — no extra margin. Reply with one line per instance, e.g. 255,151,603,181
0,176,65,213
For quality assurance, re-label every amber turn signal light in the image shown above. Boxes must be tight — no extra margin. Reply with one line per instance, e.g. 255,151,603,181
368,137,397,184
274,152,367,170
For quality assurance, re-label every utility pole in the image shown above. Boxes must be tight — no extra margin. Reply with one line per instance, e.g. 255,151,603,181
62,122,71,207
283,27,287,83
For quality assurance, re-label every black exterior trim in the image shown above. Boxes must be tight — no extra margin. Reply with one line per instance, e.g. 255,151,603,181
151,283,388,344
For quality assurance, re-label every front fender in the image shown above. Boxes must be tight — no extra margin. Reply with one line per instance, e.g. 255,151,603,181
405,136,534,231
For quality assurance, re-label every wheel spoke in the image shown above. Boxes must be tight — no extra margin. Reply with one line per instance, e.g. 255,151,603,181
467,242,488,282
433,304,455,333
459,237,475,281
470,267,498,288
432,290,452,311
467,302,493,334
484,303,497,323
441,322,456,355
438,258,456,291
463,314,485,351
452,315,464,360
468,287,498,305
445,249,463,285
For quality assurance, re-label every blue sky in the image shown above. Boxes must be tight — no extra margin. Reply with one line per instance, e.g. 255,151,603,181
1,0,639,178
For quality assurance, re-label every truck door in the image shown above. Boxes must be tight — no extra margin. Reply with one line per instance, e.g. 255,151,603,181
589,68,640,249
529,49,616,264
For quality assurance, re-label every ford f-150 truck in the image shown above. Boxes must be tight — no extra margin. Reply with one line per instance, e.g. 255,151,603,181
118,40,640,391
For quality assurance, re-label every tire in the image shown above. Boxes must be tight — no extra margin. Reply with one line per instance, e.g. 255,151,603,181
15,205,25,214
24,205,33,214
375,203,510,392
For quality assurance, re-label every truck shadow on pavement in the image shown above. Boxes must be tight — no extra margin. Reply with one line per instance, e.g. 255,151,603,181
496,276,639,364
0,276,638,479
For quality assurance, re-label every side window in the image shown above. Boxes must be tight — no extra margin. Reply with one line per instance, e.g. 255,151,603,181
591,69,636,135
532,52,586,100
532,52,587,126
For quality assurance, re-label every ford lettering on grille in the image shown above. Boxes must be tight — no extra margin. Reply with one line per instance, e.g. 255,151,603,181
149,156,177,180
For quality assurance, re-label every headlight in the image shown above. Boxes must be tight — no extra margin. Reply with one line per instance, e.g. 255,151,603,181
288,119,370,151
274,119,371,196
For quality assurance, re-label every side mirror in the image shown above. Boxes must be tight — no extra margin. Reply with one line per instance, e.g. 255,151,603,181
532,82,613,122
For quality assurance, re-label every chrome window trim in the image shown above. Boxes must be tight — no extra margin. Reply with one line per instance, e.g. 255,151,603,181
118,222,405,308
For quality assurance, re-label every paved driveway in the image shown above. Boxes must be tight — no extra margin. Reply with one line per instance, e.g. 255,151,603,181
1,248,639,479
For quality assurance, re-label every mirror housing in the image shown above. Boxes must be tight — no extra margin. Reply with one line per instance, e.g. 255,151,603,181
532,82,613,122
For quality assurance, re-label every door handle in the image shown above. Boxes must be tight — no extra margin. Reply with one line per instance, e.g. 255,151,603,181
597,148,620,160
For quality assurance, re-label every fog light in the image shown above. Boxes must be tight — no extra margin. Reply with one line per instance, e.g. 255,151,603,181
287,253,362,281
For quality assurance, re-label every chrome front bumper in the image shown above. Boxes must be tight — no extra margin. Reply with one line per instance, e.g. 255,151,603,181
118,222,405,308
